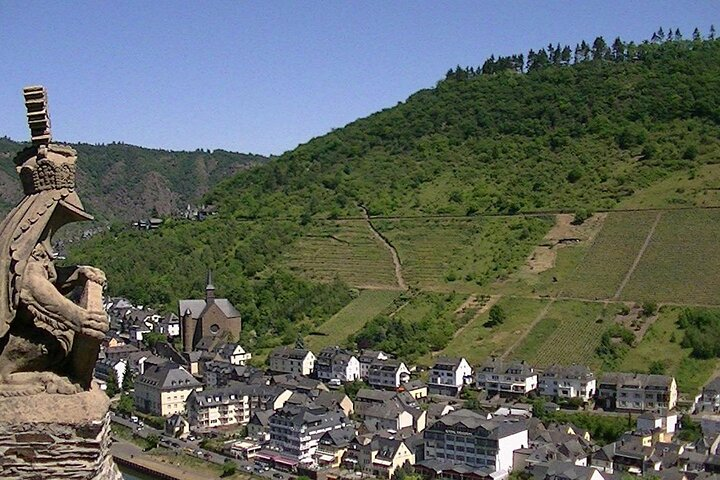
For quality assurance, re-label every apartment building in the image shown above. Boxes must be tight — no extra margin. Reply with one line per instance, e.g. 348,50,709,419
368,360,411,389
269,347,316,376
428,357,473,396
422,409,528,474
269,405,351,464
476,358,538,396
316,347,360,383
597,373,677,412
539,364,596,402
133,362,203,417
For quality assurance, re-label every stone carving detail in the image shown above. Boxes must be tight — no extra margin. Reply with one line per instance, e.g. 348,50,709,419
0,86,121,479
0,85,109,396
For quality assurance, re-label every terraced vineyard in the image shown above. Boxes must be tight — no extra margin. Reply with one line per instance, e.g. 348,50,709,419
284,220,398,289
511,300,617,367
621,209,720,305
373,216,552,291
560,211,658,301
429,296,549,365
305,289,402,351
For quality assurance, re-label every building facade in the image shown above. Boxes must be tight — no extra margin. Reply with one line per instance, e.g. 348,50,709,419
269,347,316,376
133,363,203,417
476,358,538,396
423,409,528,474
269,405,350,464
368,360,411,389
539,364,596,402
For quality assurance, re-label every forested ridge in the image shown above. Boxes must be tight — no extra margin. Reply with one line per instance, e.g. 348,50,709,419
69,30,720,355
0,138,267,222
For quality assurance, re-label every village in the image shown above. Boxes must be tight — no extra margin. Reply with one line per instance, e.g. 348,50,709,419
96,273,720,480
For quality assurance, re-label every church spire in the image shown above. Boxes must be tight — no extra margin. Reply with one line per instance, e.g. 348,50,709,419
205,269,215,303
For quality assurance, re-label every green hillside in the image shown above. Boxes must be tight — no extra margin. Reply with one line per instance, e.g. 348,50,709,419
0,137,267,222
68,34,720,393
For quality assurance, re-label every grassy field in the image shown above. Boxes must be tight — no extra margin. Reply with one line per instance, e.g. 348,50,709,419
621,209,720,305
373,216,552,291
619,306,718,396
284,220,398,288
428,296,549,365
560,211,658,300
618,164,720,210
489,243,589,299
305,289,401,351
510,300,619,367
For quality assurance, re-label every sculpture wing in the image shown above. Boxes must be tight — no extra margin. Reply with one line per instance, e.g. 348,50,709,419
0,191,64,338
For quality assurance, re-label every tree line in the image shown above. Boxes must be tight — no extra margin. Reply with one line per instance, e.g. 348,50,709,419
446,26,717,79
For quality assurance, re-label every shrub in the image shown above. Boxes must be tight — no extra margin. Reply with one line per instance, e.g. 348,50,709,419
572,208,593,225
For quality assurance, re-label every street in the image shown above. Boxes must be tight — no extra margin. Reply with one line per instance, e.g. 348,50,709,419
111,414,293,479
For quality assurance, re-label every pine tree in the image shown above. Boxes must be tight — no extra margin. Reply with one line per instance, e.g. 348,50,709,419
657,27,665,42
561,45,572,65
711,25,716,40
122,366,135,392
592,36,609,61
667,28,674,41
675,28,682,40
106,370,119,397
693,28,702,41
611,37,625,61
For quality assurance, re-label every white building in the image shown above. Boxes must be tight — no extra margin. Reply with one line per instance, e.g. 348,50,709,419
188,383,292,430
215,343,252,366
133,362,203,417
636,411,678,436
269,347,316,376
539,364,596,402
368,360,410,389
428,357,473,395
316,347,360,383
422,409,528,475
476,358,537,396
269,405,350,464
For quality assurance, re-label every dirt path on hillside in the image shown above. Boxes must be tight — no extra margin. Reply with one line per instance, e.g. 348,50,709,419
612,211,663,300
360,205,408,291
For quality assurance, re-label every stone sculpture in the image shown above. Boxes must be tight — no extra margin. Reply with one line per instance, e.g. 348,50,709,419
0,86,121,479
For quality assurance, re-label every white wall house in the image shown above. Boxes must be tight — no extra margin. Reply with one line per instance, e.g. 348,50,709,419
476,358,537,396
539,364,596,402
428,357,473,394
423,409,528,475
316,347,360,383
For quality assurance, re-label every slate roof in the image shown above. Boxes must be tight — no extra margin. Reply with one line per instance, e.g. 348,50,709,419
137,363,201,391
179,299,241,319
479,357,535,376
541,364,595,381
599,372,675,389
428,408,528,439
432,357,464,371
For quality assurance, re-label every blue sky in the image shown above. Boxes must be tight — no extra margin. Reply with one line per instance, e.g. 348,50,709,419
1,1,717,156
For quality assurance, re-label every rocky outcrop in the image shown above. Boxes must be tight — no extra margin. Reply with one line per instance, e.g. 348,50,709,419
0,386,122,479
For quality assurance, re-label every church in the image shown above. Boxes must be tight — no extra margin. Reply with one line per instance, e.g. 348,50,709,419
179,272,242,352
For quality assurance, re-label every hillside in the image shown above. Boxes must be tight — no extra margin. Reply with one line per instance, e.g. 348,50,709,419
0,137,267,222
69,34,720,395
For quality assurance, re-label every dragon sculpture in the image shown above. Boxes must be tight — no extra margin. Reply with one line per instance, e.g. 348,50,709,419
0,86,109,396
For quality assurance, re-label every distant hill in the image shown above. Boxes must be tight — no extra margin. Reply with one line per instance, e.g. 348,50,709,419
69,34,720,392
0,137,267,222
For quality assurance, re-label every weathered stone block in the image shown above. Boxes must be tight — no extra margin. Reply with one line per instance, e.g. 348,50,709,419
0,386,122,479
